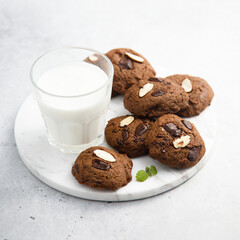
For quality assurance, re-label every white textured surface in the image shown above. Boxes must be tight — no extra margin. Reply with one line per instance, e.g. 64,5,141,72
1,0,240,239
15,95,215,201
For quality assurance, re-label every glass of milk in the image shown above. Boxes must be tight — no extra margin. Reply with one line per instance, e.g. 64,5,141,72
30,47,113,153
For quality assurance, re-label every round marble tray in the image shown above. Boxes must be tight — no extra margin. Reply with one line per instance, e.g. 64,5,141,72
15,95,216,201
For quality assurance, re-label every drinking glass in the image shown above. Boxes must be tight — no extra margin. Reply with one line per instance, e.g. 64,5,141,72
30,47,113,153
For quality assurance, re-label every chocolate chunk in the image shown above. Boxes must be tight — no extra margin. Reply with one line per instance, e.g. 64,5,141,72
163,123,181,137
156,134,163,138
188,147,201,161
135,124,148,136
120,56,133,69
92,159,110,171
181,120,192,130
164,82,170,85
148,77,163,82
151,90,165,97
122,129,129,143
117,139,123,145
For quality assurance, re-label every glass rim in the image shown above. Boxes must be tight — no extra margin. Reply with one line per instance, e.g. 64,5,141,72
30,47,114,98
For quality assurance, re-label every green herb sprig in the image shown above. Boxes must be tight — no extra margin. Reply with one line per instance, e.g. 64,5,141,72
136,165,158,182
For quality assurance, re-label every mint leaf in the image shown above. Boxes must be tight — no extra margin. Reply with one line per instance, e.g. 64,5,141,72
145,167,152,177
136,170,148,182
136,165,158,182
150,165,157,176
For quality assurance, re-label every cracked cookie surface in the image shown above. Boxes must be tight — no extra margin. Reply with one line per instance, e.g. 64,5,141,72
166,74,214,117
146,114,205,168
105,115,153,158
106,48,156,94
72,146,133,190
124,77,189,118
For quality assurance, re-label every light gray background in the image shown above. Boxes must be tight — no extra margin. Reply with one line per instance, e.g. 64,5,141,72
0,0,239,239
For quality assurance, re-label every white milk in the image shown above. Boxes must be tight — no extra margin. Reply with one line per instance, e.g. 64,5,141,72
36,61,110,152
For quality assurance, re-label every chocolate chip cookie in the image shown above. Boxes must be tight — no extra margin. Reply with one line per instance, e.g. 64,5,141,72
105,115,153,158
166,74,214,117
124,77,189,118
146,114,205,168
72,146,133,191
106,48,156,95
84,53,109,74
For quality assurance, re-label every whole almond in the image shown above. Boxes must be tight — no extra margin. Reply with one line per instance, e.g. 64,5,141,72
125,52,144,63
139,83,154,97
120,116,134,127
182,78,192,92
173,135,191,148
94,150,116,162
88,55,99,63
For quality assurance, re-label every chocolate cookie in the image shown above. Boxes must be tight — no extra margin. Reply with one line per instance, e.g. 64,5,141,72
166,74,214,117
146,114,205,168
84,54,119,98
105,115,153,158
84,53,109,74
72,146,133,191
106,48,156,94
124,77,189,118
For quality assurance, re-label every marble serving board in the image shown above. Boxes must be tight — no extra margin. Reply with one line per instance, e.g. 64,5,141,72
14,95,216,201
